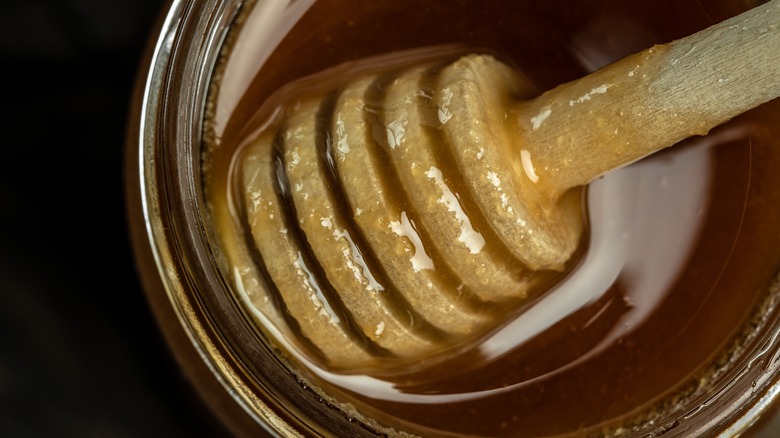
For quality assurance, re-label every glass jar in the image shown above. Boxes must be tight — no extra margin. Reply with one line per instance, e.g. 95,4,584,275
126,0,780,436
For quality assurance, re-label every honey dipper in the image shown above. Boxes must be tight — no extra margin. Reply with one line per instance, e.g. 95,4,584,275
237,0,779,371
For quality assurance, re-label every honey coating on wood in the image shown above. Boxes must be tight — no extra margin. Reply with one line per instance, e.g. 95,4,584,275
229,51,588,372
204,1,780,436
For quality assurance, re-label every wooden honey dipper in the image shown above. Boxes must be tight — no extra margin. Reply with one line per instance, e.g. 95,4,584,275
235,0,779,371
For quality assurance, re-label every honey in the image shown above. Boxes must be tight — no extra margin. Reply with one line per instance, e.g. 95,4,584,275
202,0,780,435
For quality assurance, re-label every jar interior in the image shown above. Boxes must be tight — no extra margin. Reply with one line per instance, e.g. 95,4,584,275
197,0,780,436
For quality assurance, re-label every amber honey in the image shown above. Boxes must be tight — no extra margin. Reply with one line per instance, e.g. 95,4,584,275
202,1,780,435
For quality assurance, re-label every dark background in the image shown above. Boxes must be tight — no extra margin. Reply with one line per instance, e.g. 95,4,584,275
1,0,228,436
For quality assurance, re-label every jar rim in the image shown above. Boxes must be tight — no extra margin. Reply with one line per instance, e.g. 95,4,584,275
127,1,780,436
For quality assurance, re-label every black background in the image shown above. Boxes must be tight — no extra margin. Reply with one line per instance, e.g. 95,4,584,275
1,0,228,436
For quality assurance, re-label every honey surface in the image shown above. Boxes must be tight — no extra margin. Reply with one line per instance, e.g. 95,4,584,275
204,1,780,435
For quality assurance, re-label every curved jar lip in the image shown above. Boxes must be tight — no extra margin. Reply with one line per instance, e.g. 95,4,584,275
125,0,780,436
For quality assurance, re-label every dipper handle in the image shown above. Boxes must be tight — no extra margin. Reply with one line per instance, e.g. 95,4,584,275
517,0,780,197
